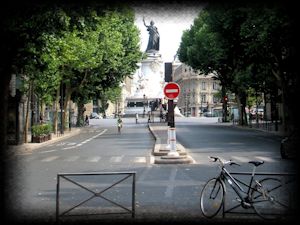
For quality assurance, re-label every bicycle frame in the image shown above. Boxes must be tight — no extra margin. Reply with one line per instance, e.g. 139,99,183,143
219,165,258,203
202,156,296,219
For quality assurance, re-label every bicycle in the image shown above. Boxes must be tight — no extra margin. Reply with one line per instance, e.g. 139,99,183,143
200,156,290,220
117,117,123,134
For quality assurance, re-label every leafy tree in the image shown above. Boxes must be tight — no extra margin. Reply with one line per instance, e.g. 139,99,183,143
178,2,298,129
1,1,142,140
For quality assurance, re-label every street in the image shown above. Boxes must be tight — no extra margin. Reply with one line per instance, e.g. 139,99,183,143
6,117,297,224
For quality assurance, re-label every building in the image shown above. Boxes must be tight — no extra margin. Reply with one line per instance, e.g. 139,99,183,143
172,63,222,117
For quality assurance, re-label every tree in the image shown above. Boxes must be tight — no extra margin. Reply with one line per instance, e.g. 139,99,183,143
178,2,298,129
0,1,143,144
178,8,234,122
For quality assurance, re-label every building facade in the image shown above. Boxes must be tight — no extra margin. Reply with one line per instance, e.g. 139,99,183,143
172,63,222,117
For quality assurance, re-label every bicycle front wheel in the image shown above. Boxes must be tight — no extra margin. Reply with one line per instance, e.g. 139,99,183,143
251,178,289,220
200,178,225,218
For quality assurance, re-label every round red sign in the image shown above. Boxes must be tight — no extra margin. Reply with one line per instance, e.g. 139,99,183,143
164,82,180,99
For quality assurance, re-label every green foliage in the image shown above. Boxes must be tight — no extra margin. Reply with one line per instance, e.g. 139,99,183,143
9,3,142,112
31,123,52,137
178,2,297,127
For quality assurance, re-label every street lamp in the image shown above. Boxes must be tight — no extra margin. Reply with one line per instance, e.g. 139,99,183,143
200,95,203,117
143,94,146,118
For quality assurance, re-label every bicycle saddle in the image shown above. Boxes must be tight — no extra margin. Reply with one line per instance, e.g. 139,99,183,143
248,161,264,167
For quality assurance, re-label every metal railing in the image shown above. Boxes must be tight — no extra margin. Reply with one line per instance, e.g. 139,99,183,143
222,171,296,218
56,171,136,222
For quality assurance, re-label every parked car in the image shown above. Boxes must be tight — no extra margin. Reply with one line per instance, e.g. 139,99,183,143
280,129,298,159
203,111,217,117
90,112,102,119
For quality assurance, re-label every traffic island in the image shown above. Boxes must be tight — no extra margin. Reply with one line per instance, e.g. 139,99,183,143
148,123,195,164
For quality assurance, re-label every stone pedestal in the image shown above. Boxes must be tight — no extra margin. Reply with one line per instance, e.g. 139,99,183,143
125,52,165,116
132,52,165,99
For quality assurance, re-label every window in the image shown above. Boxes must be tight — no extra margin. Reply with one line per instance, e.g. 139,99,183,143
201,82,206,90
213,82,219,90
213,96,219,103
200,94,206,103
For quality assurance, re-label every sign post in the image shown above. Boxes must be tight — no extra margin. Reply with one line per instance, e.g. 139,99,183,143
163,82,180,156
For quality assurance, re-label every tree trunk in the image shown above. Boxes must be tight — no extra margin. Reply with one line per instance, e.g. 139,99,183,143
63,83,72,130
53,87,60,134
236,93,248,126
221,85,227,122
76,102,85,127
23,83,31,143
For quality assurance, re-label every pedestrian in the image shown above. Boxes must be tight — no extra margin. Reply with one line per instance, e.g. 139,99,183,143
85,115,89,126
117,116,123,134
148,111,151,123
135,113,139,124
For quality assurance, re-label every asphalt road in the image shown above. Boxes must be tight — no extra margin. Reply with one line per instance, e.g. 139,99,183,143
4,117,297,224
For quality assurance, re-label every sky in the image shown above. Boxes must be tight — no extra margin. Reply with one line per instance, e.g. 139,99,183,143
132,2,205,62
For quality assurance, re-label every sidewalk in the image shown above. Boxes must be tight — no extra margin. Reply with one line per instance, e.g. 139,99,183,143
9,127,82,155
223,121,286,137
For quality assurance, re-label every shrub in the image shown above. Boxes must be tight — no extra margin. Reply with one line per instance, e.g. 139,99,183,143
31,123,52,137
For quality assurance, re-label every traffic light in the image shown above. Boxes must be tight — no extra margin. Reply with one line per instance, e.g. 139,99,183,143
224,96,228,103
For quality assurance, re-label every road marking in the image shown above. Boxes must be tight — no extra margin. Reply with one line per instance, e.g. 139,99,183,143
231,156,249,163
150,155,155,164
56,142,67,146
134,157,146,163
110,156,123,163
62,146,76,150
86,156,101,162
41,156,59,162
165,168,177,198
64,156,80,162
255,156,277,162
67,142,77,146
39,149,58,154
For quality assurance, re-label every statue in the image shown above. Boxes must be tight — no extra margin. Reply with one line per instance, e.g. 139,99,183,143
143,17,160,52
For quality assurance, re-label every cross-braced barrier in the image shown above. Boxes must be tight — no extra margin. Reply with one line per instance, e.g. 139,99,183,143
56,171,136,222
222,172,296,219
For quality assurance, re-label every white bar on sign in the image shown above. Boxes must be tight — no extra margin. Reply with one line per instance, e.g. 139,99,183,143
166,89,178,93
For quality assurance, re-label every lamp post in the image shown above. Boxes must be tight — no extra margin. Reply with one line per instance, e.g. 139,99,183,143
200,94,203,117
143,94,146,118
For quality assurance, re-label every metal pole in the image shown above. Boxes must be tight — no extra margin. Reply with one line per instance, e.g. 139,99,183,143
56,175,60,223
132,173,136,218
167,99,179,156
60,81,64,135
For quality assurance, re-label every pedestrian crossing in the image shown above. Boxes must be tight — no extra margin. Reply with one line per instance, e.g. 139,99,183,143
25,154,280,165
192,155,282,165
24,155,150,164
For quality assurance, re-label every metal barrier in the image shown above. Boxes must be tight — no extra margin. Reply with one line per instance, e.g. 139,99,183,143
222,171,296,218
56,171,136,222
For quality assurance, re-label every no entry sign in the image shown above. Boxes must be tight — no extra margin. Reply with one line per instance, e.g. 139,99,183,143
164,82,180,99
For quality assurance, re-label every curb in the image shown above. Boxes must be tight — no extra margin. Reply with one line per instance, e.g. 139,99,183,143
9,128,82,154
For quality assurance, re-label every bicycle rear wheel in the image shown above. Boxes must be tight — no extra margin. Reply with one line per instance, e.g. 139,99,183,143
200,178,225,218
251,178,289,220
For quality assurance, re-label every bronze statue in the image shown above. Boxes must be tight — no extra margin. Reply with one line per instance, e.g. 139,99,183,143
143,17,160,52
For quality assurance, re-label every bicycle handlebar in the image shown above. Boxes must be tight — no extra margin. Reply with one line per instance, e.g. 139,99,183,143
208,156,240,167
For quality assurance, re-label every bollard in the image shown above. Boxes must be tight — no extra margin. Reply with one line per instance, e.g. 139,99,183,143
167,127,179,157
166,126,170,149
